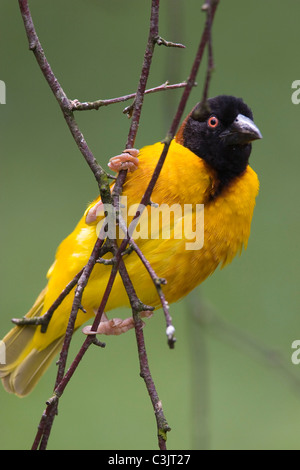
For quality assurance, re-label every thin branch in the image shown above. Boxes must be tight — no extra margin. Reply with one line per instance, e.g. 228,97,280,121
32,236,105,451
154,35,186,48
124,0,220,228
18,0,112,201
18,0,220,452
49,0,219,449
71,81,189,111
201,0,215,103
19,0,165,450
127,236,176,348
112,203,176,347
117,258,171,448
40,0,164,440
54,237,105,388
125,0,160,150
51,0,174,450
12,268,84,332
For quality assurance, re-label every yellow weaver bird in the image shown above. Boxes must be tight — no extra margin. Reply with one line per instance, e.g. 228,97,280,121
0,95,262,396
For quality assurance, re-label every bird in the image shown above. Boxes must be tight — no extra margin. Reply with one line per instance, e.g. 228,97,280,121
0,95,262,397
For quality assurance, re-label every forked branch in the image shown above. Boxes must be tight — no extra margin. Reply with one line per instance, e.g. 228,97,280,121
17,0,220,451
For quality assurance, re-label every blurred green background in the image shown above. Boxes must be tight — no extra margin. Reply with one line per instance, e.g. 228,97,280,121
1,0,300,450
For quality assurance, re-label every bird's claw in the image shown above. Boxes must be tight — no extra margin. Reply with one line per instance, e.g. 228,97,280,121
82,310,153,336
108,148,139,173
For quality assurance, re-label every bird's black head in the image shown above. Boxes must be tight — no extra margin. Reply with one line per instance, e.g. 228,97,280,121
179,95,262,193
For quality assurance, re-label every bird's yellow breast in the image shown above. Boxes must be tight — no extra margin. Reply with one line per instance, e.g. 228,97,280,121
34,140,258,349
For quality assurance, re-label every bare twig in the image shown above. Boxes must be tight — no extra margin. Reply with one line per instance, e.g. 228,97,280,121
154,35,186,48
201,1,215,103
117,258,171,449
12,268,84,333
18,0,112,200
124,0,219,224
19,0,163,450
128,239,175,348
97,0,220,446
32,236,105,451
71,81,189,112
18,0,220,451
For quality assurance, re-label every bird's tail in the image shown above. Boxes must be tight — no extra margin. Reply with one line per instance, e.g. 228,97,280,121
0,289,63,397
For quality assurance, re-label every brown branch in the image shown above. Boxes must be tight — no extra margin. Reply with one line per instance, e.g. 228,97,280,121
18,0,220,451
71,81,189,112
117,258,171,448
11,268,84,332
18,0,112,200
18,0,115,450
80,0,220,447
32,236,105,451
155,35,186,48
18,0,116,398
128,239,176,348
115,208,175,347
126,0,159,150
123,0,219,230
201,0,215,103
20,0,168,450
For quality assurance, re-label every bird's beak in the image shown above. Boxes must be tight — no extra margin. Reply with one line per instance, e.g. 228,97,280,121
220,114,262,146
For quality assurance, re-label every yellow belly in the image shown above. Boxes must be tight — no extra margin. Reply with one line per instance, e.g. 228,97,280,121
32,140,259,350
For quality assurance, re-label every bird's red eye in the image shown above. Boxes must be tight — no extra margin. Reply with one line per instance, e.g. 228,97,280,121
208,116,219,128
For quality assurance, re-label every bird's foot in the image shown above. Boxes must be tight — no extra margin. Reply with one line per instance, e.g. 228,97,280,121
85,199,104,225
82,310,153,336
85,148,139,225
108,148,139,173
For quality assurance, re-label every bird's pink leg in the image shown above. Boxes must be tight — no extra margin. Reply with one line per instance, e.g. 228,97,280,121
108,148,139,173
82,310,153,336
